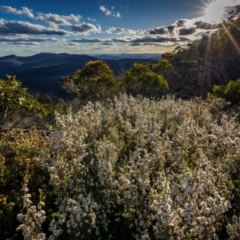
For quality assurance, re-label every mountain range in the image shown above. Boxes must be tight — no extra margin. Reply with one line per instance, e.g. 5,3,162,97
0,53,161,98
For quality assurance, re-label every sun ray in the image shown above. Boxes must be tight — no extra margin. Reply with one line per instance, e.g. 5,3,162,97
221,22,240,53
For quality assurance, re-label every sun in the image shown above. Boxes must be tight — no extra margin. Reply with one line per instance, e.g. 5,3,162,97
202,0,226,23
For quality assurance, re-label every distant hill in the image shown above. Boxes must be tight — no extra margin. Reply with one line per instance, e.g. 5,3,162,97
0,53,158,98
91,53,162,60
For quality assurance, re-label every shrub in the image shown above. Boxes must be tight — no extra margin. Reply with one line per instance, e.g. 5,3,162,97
34,95,240,239
208,79,240,105
0,75,49,131
0,128,52,239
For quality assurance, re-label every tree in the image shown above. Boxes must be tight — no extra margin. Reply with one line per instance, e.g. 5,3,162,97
155,5,240,99
157,41,212,98
197,5,240,87
123,62,169,98
151,58,173,74
62,60,123,102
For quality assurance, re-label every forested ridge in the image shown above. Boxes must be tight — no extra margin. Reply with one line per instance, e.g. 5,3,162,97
1,5,240,240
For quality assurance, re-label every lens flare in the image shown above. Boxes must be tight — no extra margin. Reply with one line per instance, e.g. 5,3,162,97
203,0,227,23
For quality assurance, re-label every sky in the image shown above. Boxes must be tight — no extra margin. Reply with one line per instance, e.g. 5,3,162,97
0,0,239,56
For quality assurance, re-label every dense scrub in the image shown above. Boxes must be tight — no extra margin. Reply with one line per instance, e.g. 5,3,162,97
14,95,240,239
1,6,240,239
0,128,52,239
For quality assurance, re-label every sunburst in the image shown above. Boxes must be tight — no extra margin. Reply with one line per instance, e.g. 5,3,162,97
202,0,227,23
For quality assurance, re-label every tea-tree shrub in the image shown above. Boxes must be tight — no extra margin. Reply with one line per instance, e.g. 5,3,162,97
0,128,52,239
35,96,240,239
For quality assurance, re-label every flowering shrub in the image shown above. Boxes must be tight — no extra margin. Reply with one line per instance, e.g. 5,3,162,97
0,128,52,239
22,95,240,239
17,184,47,240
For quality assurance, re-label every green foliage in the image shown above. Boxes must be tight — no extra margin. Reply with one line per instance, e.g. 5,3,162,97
0,75,50,130
151,58,173,73
208,79,240,105
61,60,124,102
123,62,169,98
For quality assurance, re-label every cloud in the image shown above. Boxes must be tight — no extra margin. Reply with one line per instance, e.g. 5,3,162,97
130,35,191,44
101,42,114,46
111,38,129,43
129,42,142,46
115,12,121,18
65,42,80,46
0,20,70,35
100,5,111,16
129,36,180,43
0,5,34,18
176,19,186,27
106,27,137,35
7,42,40,46
0,5,82,25
88,17,96,22
60,40,84,48
179,27,196,35
0,37,58,42
71,35,190,46
167,25,175,33
149,19,189,35
142,42,162,46
99,5,121,17
129,42,171,47
149,27,168,35
71,23,101,34
194,21,221,30
71,38,102,43
37,13,81,25
0,36,47,46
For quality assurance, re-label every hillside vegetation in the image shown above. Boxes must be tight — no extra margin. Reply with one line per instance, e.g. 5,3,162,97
0,5,240,240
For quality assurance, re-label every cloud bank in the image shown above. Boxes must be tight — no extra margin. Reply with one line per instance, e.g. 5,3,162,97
0,20,70,35
0,6,34,18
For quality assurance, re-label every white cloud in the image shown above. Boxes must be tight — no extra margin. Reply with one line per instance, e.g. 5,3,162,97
0,5,34,18
99,5,121,18
0,36,58,42
37,13,81,25
88,17,96,22
106,27,137,35
0,20,71,35
71,35,191,45
21,7,34,18
0,5,81,26
100,5,112,16
7,42,40,46
71,23,101,35
114,12,121,18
